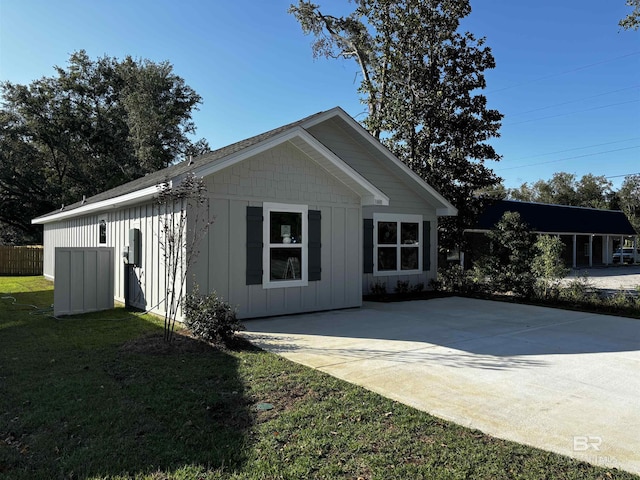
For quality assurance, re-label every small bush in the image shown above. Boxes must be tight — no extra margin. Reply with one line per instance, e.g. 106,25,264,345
532,235,569,297
472,212,537,298
558,275,597,305
433,265,472,293
605,290,633,309
412,282,425,293
183,288,244,346
395,280,410,294
370,281,387,296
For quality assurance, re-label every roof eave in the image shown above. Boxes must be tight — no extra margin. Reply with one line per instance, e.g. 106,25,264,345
302,107,457,215
192,126,389,206
32,185,161,224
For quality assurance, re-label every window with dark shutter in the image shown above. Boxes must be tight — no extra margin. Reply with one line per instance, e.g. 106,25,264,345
363,219,374,274
423,221,431,271
372,213,423,276
262,202,309,288
308,210,321,281
249,204,321,287
246,206,263,285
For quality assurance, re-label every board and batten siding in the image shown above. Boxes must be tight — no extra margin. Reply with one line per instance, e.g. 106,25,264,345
43,215,105,279
42,201,177,320
189,141,362,319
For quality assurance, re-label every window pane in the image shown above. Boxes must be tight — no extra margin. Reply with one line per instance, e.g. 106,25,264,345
270,248,302,280
378,247,397,271
378,222,397,245
401,223,419,245
270,212,302,244
401,247,419,270
99,220,106,244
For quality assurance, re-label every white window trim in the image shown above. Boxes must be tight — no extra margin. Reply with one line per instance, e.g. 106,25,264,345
263,202,309,289
373,213,422,276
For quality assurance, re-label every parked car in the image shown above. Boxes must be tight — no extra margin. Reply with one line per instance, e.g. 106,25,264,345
612,247,639,264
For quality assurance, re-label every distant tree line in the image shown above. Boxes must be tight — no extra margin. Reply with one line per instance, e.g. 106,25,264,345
0,51,209,244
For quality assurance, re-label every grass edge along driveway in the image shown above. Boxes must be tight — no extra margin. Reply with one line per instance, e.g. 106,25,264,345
0,276,636,480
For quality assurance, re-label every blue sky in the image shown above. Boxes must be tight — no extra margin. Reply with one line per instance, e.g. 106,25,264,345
1,0,638,190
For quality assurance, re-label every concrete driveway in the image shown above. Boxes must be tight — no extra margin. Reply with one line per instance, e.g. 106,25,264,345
565,265,640,293
243,297,640,475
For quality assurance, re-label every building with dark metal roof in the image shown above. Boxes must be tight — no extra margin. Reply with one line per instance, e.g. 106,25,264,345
466,199,638,268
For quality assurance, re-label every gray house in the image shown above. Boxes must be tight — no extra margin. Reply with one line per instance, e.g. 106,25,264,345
32,107,456,319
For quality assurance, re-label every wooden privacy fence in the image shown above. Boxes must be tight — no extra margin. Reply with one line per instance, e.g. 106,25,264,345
0,246,44,275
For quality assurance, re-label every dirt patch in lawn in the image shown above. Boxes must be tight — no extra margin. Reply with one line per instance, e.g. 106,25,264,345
119,330,258,355
119,331,214,355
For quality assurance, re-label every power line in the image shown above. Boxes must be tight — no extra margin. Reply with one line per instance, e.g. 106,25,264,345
506,85,640,118
488,51,640,94
496,146,640,172
506,137,640,162
605,172,640,179
506,100,640,128
503,99,640,127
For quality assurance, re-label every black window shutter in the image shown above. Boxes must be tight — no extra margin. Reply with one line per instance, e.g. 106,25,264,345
308,210,322,281
363,218,374,274
423,220,431,271
246,206,263,285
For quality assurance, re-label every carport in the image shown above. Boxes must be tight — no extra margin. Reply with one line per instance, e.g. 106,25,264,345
465,200,638,268
244,297,640,475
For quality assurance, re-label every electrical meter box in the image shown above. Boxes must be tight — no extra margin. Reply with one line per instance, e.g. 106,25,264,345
128,228,141,266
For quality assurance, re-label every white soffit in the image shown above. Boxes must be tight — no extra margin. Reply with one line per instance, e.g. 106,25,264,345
32,185,160,224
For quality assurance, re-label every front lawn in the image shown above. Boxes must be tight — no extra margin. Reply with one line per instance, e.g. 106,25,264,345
0,276,636,479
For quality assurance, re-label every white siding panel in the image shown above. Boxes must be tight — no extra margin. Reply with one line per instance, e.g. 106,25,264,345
345,207,362,302
228,200,249,311
44,199,179,320
331,207,346,307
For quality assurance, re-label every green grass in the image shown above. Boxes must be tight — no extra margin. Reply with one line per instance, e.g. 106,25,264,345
1,276,637,480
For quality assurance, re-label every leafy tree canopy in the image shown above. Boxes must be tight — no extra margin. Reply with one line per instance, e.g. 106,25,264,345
620,0,640,30
507,172,615,210
290,0,503,250
618,174,640,233
0,50,208,244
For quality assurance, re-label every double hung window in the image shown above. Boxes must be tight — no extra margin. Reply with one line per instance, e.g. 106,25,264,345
263,202,308,288
373,213,422,275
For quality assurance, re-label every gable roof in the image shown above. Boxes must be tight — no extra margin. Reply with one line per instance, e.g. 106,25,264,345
302,108,457,216
33,107,456,224
472,199,636,235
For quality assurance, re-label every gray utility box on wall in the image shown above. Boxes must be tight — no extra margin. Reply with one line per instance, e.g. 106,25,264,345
53,247,114,317
128,228,141,267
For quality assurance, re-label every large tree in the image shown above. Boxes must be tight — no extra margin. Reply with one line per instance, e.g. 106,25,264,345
0,50,208,243
618,174,640,233
290,0,503,250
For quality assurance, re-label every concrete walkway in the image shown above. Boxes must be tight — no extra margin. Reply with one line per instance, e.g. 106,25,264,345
243,297,640,475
